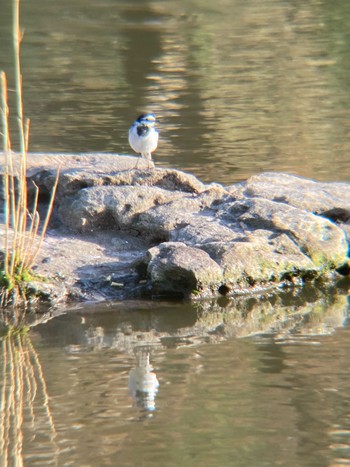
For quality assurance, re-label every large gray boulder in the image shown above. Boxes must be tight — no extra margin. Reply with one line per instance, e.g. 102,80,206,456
0,154,349,301
241,172,350,215
55,166,348,298
234,172,350,242
145,242,223,298
219,197,347,267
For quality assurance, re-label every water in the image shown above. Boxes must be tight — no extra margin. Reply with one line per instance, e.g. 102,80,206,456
1,290,350,466
0,0,350,183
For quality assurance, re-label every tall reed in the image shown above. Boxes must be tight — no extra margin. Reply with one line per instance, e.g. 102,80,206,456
0,0,59,307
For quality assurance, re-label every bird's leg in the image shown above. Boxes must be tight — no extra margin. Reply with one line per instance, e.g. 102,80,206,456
145,153,153,169
133,154,153,169
134,155,141,169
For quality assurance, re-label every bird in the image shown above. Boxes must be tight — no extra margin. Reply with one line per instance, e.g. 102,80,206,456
128,113,159,168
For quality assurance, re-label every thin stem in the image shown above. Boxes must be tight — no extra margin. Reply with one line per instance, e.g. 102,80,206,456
24,118,30,153
13,0,25,156
0,72,10,152
27,166,61,268
12,0,27,280
19,184,39,272
1,0,59,307
1,72,11,276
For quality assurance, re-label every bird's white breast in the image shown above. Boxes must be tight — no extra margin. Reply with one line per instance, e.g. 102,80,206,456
128,125,158,156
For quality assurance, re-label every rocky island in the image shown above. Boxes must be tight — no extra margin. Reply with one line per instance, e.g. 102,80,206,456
0,153,349,306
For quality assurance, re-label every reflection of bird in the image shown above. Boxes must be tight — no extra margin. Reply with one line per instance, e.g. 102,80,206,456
128,113,159,168
128,350,159,412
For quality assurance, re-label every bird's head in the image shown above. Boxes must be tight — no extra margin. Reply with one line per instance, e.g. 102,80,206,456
136,113,156,127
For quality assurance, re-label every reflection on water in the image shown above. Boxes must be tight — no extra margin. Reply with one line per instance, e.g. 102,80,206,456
128,348,159,413
0,288,350,465
0,331,58,467
1,0,350,183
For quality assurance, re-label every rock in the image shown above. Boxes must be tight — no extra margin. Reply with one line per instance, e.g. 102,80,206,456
172,217,242,245
1,153,205,204
227,173,350,260
28,158,205,197
146,242,223,298
240,172,350,219
135,186,230,242
0,153,349,304
58,185,187,233
202,235,317,291
219,198,348,268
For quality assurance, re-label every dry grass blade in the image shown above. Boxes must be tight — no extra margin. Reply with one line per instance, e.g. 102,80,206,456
26,166,61,270
13,0,25,156
1,72,10,278
0,0,59,308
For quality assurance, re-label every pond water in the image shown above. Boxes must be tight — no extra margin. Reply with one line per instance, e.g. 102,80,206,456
0,0,350,183
1,0,350,465
1,289,350,466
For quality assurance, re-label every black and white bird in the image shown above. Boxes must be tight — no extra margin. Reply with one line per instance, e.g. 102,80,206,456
128,113,159,168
